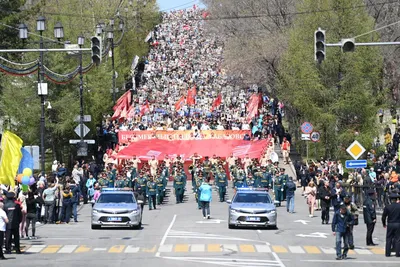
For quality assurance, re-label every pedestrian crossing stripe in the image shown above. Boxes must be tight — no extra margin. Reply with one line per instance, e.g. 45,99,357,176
23,244,386,255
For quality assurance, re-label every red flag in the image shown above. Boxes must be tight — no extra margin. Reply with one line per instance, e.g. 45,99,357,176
246,93,262,122
202,11,210,19
140,102,150,116
113,91,131,111
186,86,196,106
210,94,222,111
175,95,186,111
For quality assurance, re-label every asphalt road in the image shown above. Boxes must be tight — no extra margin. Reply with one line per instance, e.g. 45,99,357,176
2,161,399,267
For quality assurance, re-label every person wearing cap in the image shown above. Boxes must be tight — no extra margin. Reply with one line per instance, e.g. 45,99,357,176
4,191,22,254
363,189,377,246
381,193,400,257
343,194,359,249
332,204,354,260
0,197,9,260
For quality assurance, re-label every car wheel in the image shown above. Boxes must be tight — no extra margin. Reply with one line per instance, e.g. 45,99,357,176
133,221,142,230
228,224,235,229
269,225,278,230
91,224,101,230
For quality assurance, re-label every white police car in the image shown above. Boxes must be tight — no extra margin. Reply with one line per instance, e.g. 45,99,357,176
91,188,143,229
227,188,277,229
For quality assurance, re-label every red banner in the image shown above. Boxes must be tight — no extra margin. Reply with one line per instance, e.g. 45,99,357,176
118,130,251,143
116,139,268,160
186,86,196,106
211,94,222,111
246,93,262,122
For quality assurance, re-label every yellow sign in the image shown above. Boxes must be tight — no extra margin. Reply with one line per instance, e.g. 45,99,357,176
346,140,366,160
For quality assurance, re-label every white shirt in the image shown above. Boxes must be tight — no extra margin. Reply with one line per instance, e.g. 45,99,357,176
0,208,8,231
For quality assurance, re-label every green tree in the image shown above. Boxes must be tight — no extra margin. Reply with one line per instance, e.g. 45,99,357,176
278,0,383,158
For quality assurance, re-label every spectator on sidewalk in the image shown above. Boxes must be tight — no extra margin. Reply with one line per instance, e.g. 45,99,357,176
304,181,317,218
285,177,296,213
332,204,354,260
0,197,9,260
25,192,38,239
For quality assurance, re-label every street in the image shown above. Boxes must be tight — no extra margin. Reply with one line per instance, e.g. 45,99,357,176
3,164,399,267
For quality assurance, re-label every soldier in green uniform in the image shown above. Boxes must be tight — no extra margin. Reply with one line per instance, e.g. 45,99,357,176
146,176,157,210
230,163,238,189
155,172,164,205
280,168,289,200
97,174,108,188
107,168,116,188
136,173,148,205
216,166,228,202
253,166,263,188
173,170,185,204
259,166,272,189
234,169,246,190
115,176,127,188
274,169,287,206
202,156,212,181
247,174,255,187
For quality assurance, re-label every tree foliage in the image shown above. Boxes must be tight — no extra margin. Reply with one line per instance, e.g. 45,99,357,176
0,0,160,165
278,0,383,158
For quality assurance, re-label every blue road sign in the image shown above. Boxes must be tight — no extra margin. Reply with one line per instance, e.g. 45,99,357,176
345,160,367,169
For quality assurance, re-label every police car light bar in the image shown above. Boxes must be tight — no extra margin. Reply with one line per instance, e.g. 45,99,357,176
237,188,269,192
100,188,133,192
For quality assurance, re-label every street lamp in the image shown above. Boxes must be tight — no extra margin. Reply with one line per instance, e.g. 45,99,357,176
107,25,116,105
36,16,46,31
119,20,124,31
18,23,28,40
95,24,102,36
78,35,85,146
54,22,64,40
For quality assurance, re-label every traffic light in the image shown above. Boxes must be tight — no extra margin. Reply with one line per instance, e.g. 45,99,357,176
314,28,326,63
341,38,355,52
77,141,88,157
91,36,102,66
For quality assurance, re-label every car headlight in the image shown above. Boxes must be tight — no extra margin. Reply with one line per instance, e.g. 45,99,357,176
266,210,276,214
230,209,240,214
93,209,100,214
128,209,140,214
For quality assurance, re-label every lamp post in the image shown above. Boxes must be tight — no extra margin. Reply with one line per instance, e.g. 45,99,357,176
78,35,85,143
107,21,116,105
19,16,64,175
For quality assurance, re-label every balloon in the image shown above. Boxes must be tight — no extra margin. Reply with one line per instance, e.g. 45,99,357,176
23,168,32,177
17,174,23,183
28,177,36,186
21,184,29,192
22,176,30,185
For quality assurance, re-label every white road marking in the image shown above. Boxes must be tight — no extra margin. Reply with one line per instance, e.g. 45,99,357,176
168,230,270,244
125,246,140,253
272,252,286,267
93,248,107,251
190,244,205,252
158,244,174,253
57,245,77,253
162,256,283,266
155,214,176,257
222,244,238,252
26,245,46,253
288,246,305,254
354,248,373,255
255,245,272,253
302,260,400,264
319,247,336,254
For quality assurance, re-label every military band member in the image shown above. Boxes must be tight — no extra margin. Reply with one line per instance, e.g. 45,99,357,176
156,173,165,205
260,166,272,189
163,155,171,177
136,173,148,204
210,154,219,173
274,169,287,206
253,166,263,188
173,170,185,204
203,156,212,181
235,169,246,190
149,156,159,176
115,176,127,188
131,155,141,179
97,174,108,188
146,177,157,210
216,166,228,202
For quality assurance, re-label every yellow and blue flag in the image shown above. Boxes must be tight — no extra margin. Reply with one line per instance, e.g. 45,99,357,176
0,131,23,186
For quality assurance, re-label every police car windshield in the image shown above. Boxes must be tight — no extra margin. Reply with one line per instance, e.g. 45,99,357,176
233,193,272,204
97,193,135,203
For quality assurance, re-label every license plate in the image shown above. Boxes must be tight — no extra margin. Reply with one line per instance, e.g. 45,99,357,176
107,217,122,222
246,216,260,222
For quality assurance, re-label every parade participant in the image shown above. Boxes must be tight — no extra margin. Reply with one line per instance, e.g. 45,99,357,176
146,177,157,210
97,173,108,188
242,154,252,177
216,166,228,202
253,165,263,188
199,178,212,219
136,173,148,205
210,154,219,173
134,186,145,215
280,168,289,200
149,156,159,176
107,166,117,188
190,152,202,165
4,192,22,254
163,155,171,177
156,172,165,205
131,155,141,179
332,204,354,260
281,137,291,164
230,161,238,189
202,156,212,181
227,153,237,185
0,197,9,260
115,175,127,189
259,152,269,167
343,194,359,249
173,170,185,204
382,193,400,257
173,155,185,166
234,169,246,191
247,173,255,187
260,166,272,189
274,171,285,206
363,189,377,246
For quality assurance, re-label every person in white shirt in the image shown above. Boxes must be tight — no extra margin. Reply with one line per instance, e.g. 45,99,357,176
0,198,9,260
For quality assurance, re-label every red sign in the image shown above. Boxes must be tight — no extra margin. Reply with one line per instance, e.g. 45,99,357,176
118,130,251,144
